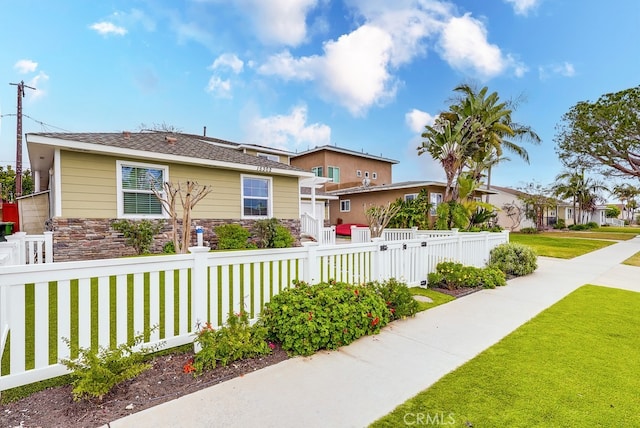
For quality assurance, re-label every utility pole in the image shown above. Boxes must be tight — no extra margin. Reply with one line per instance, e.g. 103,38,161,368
9,80,36,197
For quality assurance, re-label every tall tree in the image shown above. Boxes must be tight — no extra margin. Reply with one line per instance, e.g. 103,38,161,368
611,184,640,221
555,85,640,179
0,166,34,201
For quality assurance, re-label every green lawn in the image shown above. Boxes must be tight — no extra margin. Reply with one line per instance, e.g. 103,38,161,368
540,231,637,241
509,234,616,258
623,251,640,267
371,285,640,427
410,287,455,312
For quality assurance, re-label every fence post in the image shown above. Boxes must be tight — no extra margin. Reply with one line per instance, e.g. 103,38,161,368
483,231,490,265
301,241,320,284
43,231,54,263
5,232,27,265
411,226,418,239
451,228,461,262
371,237,384,281
502,230,510,243
189,246,210,329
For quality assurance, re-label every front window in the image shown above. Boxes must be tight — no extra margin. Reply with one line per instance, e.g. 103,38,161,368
328,166,340,183
340,199,351,212
312,166,323,177
257,153,280,162
405,193,418,202
242,175,271,218
117,161,167,218
429,192,443,215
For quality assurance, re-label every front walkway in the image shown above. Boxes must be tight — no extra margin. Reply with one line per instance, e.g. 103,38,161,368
106,237,640,428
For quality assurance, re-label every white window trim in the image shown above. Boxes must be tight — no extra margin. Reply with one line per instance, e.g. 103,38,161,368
372,172,377,179
356,170,362,177
429,192,443,215
241,174,273,219
116,160,169,219
340,199,351,212
328,166,340,183
404,193,418,202
312,166,323,177
364,171,370,178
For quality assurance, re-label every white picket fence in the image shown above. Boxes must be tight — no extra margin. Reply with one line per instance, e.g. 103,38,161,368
0,231,508,393
0,232,53,266
300,213,335,245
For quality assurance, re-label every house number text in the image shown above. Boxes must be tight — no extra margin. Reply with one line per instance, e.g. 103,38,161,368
256,166,272,173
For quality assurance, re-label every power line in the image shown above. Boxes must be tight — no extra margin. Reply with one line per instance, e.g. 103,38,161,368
0,113,72,132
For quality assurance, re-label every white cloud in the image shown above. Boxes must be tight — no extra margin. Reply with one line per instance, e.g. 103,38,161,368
26,71,49,102
206,76,232,98
257,51,317,80
90,21,127,36
503,0,541,16
246,105,331,151
438,14,508,79
235,0,318,46
405,109,435,133
14,59,38,74
210,53,244,74
538,61,576,80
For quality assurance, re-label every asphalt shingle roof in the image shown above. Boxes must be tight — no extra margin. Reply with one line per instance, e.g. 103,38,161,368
29,132,306,173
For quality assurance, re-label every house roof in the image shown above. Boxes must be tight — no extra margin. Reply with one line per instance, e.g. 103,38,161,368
327,181,498,196
26,132,312,178
292,145,399,164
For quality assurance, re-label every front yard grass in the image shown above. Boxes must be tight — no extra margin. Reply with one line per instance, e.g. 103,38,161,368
409,287,455,311
509,234,616,258
623,251,640,267
371,285,640,427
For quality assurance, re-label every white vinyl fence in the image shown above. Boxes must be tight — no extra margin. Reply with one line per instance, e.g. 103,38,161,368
0,231,508,393
0,232,53,266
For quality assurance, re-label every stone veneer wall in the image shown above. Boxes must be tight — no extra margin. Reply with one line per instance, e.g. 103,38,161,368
47,218,302,262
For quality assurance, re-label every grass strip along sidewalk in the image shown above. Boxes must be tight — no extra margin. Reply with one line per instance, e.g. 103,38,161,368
372,285,640,427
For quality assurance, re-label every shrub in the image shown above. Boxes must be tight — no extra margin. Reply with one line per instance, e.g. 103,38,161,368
553,219,566,229
586,221,599,229
365,278,418,320
568,223,589,231
488,243,538,277
189,311,271,375
112,219,163,255
214,224,253,250
427,261,506,289
260,280,390,356
162,241,176,254
519,227,538,234
60,331,161,401
252,218,294,248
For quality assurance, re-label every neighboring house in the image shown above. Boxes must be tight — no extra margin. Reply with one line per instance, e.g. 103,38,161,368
25,131,314,261
486,185,536,231
326,181,496,226
290,145,398,192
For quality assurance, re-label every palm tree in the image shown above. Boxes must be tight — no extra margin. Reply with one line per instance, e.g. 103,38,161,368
552,170,583,225
612,184,640,221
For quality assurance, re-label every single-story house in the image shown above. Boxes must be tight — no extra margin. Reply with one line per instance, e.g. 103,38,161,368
25,131,315,261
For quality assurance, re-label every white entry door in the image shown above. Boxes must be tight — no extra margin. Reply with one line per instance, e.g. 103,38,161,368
301,201,325,222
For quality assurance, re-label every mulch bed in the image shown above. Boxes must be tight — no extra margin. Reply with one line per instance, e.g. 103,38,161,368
1,346,289,428
432,286,486,298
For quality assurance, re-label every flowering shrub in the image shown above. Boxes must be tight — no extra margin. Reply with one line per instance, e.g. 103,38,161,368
259,280,391,356
60,331,161,401
427,261,506,290
364,278,418,320
488,243,538,277
190,311,271,375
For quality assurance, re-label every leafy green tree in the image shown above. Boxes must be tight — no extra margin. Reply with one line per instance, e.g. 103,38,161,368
611,184,640,221
517,182,557,229
555,86,640,178
605,205,621,218
0,165,34,200
387,189,432,229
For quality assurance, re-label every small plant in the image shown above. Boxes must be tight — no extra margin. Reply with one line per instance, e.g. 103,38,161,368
488,243,538,277
60,331,161,401
252,218,294,248
427,261,506,290
190,311,271,375
162,240,176,254
365,278,418,320
553,219,566,229
112,219,163,255
568,223,589,231
519,227,539,234
214,224,253,250
260,280,390,356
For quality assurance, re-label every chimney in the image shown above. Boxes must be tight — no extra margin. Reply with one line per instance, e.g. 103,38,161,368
165,136,177,144
203,126,207,136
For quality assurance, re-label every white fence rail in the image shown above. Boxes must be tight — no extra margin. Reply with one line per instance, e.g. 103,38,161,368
0,231,508,393
605,218,625,227
0,232,53,266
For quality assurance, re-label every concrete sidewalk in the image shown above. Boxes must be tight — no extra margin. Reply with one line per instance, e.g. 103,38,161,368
107,237,640,428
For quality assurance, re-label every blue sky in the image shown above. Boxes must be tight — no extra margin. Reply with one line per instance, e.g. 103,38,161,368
1,0,639,194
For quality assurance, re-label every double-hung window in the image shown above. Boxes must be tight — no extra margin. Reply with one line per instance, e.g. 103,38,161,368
312,166,323,177
328,166,340,183
117,161,167,218
340,199,351,212
242,175,271,218
429,192,443,215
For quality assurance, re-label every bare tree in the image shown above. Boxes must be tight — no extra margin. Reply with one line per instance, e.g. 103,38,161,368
153,181,212,253
502,202,525,231
365,203,402,238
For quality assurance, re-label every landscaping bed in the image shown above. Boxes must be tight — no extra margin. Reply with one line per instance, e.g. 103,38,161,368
2,345,289,428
